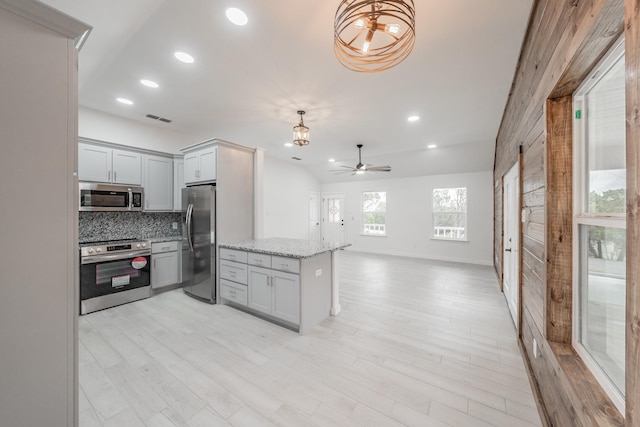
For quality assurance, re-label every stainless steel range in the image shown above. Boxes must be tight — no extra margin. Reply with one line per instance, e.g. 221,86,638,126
79,239,151,314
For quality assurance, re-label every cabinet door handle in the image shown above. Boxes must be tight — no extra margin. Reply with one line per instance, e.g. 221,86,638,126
108,170,111,181
114,171,117,182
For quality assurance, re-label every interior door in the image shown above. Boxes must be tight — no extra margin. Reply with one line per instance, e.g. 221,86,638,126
322,193,345,244
503,162,520,328
309,191,321,241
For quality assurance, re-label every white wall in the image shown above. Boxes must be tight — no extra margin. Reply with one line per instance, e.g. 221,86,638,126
79,106,196,153
322,171,494,265
263,156,321,239
0,3,88,425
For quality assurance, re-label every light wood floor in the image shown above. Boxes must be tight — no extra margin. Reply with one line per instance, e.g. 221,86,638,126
79,251,542,427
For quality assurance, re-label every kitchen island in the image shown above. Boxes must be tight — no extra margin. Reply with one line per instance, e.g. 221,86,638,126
218,238,350,333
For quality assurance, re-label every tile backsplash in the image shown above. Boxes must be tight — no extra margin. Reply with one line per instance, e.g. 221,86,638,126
79,211,181,243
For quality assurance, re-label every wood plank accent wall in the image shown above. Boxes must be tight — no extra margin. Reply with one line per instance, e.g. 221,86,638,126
494,0,627,425
625,0,640,423
544,96,573,344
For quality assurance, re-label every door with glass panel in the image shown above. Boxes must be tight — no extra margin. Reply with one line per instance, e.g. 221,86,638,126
322,193,345,244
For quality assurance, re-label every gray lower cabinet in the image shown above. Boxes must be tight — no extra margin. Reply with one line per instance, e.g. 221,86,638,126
247,266,300,324
219,245,333,333
151,241,179,289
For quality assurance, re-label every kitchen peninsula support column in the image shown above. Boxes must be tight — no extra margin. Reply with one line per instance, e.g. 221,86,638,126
330,249,342,316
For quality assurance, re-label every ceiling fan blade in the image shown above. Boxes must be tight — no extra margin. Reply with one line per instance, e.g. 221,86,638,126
338,165,355,169
332,170,356,174
367,166,392,172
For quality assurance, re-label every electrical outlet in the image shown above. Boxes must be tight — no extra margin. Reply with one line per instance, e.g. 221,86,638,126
315,269,322,277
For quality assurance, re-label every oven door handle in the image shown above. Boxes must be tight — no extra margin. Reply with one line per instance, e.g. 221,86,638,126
81,250,151,265
186,203,194,252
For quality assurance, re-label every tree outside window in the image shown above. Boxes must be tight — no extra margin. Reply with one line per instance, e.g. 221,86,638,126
362,191,386,235
432,187,467,240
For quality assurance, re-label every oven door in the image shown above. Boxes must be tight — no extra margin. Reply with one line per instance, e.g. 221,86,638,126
80,252,151,301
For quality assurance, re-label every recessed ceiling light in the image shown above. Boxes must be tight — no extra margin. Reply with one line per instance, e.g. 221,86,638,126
408,115,420,122
140,79,159,88
328,158,336,162
226,8,248,26
427,144,437,149
284,142,293,147
174,51,194,63
116,97,133,105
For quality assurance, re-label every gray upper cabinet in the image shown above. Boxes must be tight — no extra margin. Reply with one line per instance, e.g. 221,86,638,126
173,159,184,211
184,145,217,184
78,141,142,185
143,154,173,211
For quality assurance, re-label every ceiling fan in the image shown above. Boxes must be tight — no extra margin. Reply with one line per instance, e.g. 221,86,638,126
333,144,392,175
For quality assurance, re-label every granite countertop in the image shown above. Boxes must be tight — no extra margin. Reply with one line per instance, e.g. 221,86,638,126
219,237,350,259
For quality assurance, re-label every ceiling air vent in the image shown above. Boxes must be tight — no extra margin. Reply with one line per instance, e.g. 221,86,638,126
291,157,302,161
146,114,172,123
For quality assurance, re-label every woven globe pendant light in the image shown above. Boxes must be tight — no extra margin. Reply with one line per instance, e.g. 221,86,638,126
334,0,415,72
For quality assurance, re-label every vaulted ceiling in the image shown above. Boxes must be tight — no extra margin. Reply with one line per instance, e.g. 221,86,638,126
40,0,532,183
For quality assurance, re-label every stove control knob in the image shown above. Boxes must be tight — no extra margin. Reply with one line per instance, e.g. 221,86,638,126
136,243,141,249
96,248,102,253
141,243,147,248
87,248,94,254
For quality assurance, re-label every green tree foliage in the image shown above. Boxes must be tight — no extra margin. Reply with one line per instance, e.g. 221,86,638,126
433,188,467,229
588,188,625,261
363,192,386,225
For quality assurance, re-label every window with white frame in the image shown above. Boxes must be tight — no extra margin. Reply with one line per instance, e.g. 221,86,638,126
362,191,386,235
432,187,467,240
573,37,625,413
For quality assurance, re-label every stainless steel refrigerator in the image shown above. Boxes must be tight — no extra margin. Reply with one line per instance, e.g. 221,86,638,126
182,185,216,303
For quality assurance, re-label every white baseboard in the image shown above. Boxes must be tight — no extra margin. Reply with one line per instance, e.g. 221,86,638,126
344,247,493,266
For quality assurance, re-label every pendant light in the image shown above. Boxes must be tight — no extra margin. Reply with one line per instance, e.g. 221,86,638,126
334,0,415,73
293,110,310,146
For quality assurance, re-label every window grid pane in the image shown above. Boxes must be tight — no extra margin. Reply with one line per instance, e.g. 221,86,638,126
362,191,386,235
579,224,626,395
585,53,626,215
432,187,467,240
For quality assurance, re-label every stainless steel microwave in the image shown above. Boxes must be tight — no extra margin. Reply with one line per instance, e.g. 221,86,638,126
79,183,144,211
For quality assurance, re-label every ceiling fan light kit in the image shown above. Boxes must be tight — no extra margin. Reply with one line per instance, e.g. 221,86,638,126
334,0,416,73
292,110,310,146
333,144,392,175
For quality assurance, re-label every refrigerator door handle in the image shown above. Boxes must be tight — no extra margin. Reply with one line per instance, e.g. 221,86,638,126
186,203,194,252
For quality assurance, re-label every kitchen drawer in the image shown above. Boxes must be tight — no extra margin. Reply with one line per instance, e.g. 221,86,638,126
219,259,248,284
219,248,248,263
152,240,179,254
271,255,300,274
248,252,271,268
220,279,247,306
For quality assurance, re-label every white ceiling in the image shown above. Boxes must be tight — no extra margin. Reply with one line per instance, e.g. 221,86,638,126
40,0,532,183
